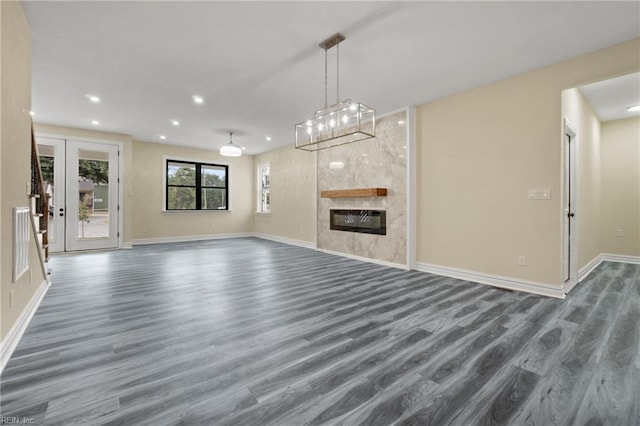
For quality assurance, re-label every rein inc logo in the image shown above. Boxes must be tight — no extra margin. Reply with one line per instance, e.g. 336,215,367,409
0,418,34,424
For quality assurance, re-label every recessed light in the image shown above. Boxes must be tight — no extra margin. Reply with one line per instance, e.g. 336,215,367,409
266,136,271,141
171,120,180,126
159,135,166,140
627,105,640,112
86,95,100,103
398,120,405,125
241,146,246,150
91,120,100,125
29,111,35,116
192,95,204,104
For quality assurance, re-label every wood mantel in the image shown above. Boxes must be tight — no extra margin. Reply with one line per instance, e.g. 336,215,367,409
321,188,387,198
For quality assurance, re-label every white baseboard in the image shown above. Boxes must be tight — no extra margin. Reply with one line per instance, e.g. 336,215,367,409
578,255,603,282
132,232,253,246
253,233,316,250
601,253,640,265
0,279,50,374
121,242,133,249
316,248,409,270
415,262,565,299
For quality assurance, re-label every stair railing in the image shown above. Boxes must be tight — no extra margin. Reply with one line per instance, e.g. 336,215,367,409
30,123,49,262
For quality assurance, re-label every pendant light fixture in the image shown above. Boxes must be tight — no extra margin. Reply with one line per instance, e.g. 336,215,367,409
295,33,375,152
220,131,242,157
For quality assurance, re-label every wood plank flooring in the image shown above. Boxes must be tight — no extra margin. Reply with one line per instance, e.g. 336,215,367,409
1,238,638,425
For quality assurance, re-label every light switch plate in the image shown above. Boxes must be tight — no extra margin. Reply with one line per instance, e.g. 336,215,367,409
528,189,551,200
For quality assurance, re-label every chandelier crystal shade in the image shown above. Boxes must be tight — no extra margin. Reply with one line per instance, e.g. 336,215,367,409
295,33,375,152
220,131,242,157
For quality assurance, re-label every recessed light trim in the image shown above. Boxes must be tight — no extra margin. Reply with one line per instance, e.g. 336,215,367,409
159,135,166,140
171,120,180,126
266,136,272,141
627,105,640,112
29,111,35,116
91,120,100,125
192,95,204,104
398,120,405,125
86,94,100,103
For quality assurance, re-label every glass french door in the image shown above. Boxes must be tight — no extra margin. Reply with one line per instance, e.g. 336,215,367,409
37,137,119,252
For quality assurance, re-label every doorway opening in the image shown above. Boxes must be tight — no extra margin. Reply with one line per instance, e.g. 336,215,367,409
563,120,578,292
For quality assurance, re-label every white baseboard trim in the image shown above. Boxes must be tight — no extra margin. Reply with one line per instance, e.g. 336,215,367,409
253,233,316,250
415,262,565,299
132,232,253,246
1,279,50,374
601,253,640,265
121,242,133,249
316,248,409,270
578,255,603,282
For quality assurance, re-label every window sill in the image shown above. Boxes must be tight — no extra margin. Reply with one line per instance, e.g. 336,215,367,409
162,210,232,214
255,211,271,215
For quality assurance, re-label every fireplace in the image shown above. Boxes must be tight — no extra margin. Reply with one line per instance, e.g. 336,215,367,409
330,209,386,235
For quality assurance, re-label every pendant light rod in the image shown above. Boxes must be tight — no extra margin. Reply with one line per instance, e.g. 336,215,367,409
320,33,346,108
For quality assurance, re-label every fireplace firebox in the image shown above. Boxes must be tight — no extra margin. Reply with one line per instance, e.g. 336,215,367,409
330,209,386,235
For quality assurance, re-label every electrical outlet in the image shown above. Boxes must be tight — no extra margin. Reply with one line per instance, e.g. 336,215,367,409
518,256,527,266
616,229,624,238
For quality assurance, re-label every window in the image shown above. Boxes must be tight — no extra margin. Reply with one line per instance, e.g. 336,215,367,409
257,163,270,213
166,160,228,210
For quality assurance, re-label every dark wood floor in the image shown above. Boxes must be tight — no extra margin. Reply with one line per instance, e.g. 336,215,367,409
1,238,638,425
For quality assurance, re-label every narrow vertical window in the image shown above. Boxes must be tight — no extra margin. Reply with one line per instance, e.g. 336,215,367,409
257,164,270,213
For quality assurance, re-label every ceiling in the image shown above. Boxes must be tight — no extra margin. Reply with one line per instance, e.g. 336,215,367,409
23,1,640,154
580,72,640,122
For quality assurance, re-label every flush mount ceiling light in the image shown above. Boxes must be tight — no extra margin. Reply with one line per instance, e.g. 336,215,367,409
295,33,375,152
220,131,242,157
627,105,640,112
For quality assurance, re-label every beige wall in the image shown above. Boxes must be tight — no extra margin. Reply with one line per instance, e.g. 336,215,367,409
562,88,602,269
34,123,134,246
253,145,316,245
416,38,640,288
1,2,47,340
601,117,640,256
132,140,254,241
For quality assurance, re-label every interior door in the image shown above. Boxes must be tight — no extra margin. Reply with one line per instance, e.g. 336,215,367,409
563,124,578,285
65,140,119,251
37,137,66,253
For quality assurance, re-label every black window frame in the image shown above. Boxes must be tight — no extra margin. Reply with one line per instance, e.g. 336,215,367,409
165,159,229,211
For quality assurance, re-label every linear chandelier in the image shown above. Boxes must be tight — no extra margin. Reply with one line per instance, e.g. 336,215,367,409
295,33,375,152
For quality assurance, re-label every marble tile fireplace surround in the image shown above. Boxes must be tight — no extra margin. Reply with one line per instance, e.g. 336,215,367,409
317,111,408,266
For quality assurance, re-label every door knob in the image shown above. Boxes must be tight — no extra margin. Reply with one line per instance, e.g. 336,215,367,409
568,213,575,218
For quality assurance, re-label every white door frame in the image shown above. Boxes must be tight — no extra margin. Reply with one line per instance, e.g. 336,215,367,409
36,137,66,252
36,132,124,250
562,119,579,293
65,140,120,251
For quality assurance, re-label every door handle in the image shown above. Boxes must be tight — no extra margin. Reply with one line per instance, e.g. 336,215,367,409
568,213,575,218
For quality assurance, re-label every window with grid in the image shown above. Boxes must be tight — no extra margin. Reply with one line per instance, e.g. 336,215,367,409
166,160,228,210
